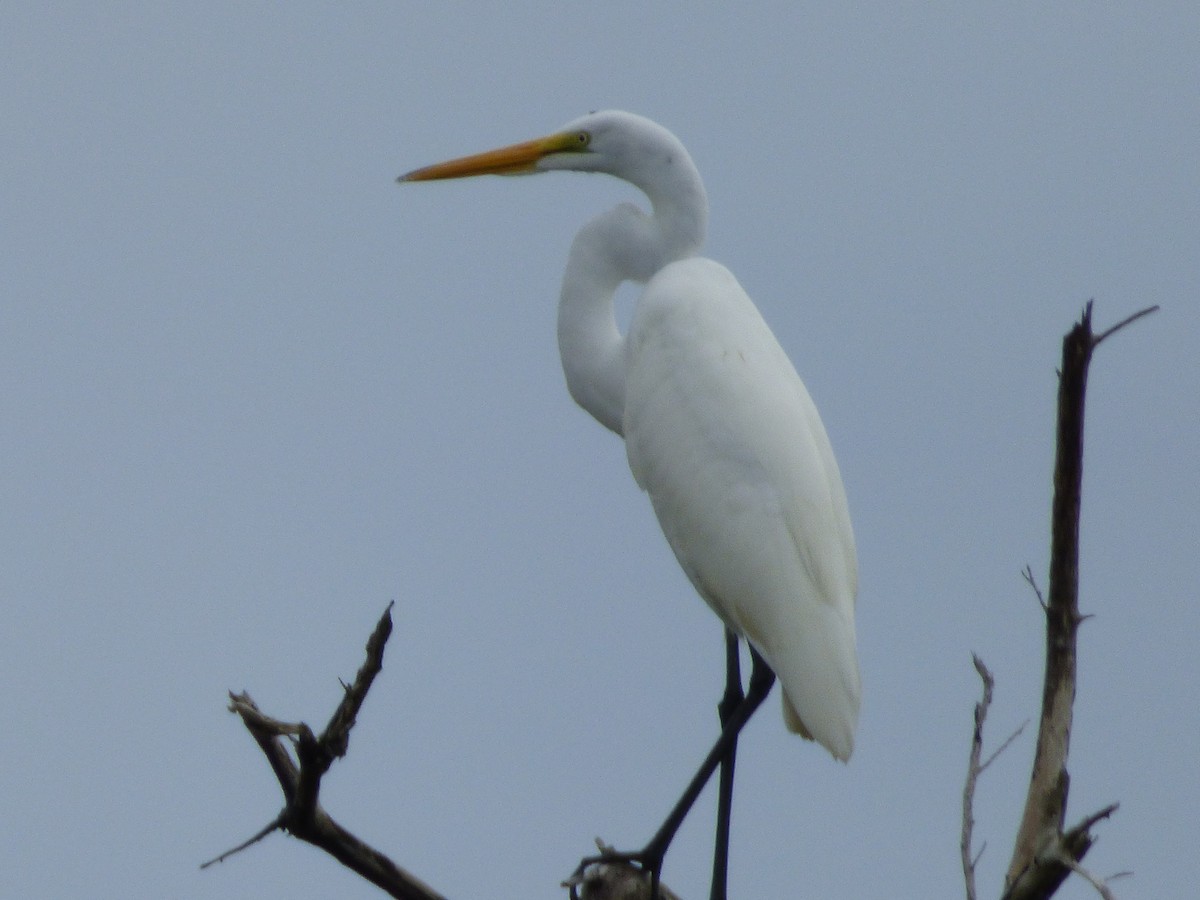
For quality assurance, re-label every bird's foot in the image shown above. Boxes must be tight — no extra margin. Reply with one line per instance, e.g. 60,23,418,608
565,838,673,900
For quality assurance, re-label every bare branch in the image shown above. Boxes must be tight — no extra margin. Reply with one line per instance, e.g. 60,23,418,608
228,692,301,802
1022,565,1048,612
200,813,285,869
962,656,1024,900
1003,302,1150,898
962,655,994,900
215,607,685,899
1056,855,1118,900
984,721,1027,774
321,600,394,758
1092,304,1159,347
208,605,449,900
1067,803,1120,837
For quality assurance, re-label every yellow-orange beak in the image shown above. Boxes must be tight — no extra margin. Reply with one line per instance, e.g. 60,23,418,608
398,131,586,182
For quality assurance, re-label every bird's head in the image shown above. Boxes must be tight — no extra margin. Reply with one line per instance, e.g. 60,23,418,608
397,110,689,187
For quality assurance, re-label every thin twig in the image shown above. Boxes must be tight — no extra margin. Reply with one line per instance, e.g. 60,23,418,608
1093,304,1159,347
961,656,1026,898
962,654,994,900
981,720,1028,774
1022,565,1048,612
200,813,284,869
1057,855,1118,900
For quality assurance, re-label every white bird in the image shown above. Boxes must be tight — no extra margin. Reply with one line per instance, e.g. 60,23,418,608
400,110,859,897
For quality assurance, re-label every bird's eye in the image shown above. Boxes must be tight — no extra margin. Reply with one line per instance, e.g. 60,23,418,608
575,131,591,148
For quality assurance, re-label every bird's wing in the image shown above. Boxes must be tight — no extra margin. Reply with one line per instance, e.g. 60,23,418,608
623,258,860,760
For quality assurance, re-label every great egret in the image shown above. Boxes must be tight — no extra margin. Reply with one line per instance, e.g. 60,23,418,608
400,110,859,897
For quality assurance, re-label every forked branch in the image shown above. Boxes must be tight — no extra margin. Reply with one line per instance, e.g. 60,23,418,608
208,604,681,900
204,604,448,900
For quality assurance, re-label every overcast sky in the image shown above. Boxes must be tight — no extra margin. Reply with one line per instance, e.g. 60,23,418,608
3,4,1197,899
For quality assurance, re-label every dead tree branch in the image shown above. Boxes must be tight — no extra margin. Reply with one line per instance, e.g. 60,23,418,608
962,655,995,900
998,302,1157,900
962,656,1026,900
209,604,683,899
204,603,448,900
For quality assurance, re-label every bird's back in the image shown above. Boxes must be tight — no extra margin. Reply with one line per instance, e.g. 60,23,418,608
622,257,860,760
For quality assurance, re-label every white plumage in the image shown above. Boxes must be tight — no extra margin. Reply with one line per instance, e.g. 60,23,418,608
624,256,858,759
401,109,860,761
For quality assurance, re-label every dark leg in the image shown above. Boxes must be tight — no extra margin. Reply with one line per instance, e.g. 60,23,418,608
710,628,743,900
575,642,776,899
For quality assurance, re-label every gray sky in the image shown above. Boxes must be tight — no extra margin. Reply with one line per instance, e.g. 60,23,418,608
3,4,1197,899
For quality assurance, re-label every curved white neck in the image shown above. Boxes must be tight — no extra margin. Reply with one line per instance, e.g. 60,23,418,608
556,168,707,436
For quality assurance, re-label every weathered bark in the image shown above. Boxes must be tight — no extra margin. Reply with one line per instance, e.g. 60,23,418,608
999,303,1154,900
